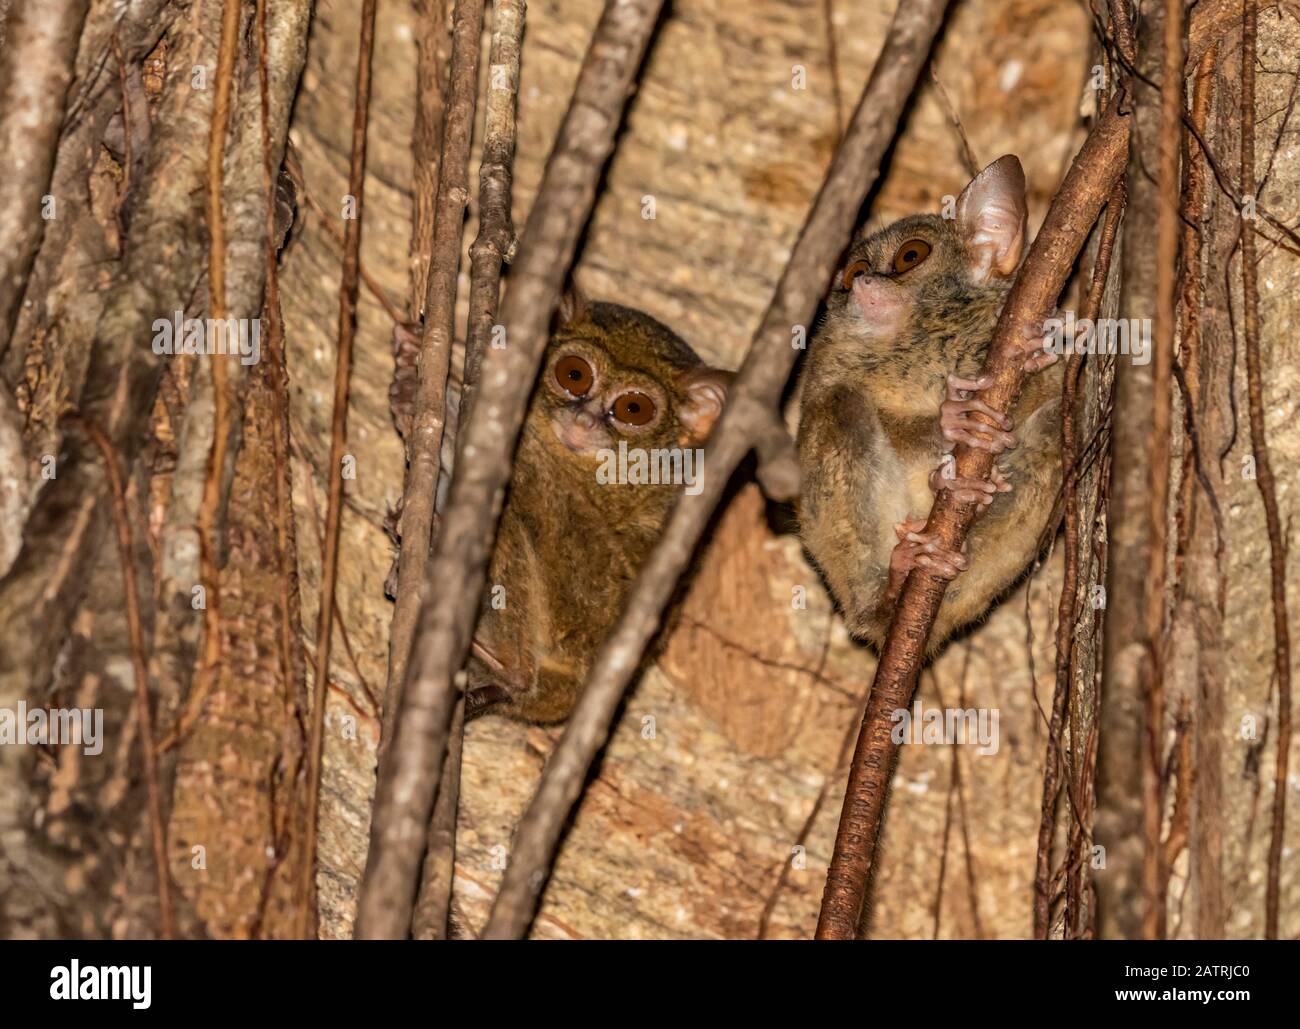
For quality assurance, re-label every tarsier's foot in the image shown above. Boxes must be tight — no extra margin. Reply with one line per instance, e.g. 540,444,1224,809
390,320,423,434
928,458,1011,508
940,373,1018,454
887,517,968,596
1019,310,1063,373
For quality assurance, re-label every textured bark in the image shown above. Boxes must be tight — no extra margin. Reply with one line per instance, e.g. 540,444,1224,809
0,0,91,360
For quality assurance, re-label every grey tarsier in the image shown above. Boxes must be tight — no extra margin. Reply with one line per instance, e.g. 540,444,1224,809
797,155,1063,652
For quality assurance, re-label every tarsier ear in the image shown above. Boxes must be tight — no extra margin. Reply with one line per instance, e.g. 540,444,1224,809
955,154,1027,284
554,280,592,328
677,367,732,443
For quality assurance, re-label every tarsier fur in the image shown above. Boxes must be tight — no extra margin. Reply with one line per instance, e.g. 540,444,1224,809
797,155,1063,653
466,292,730,722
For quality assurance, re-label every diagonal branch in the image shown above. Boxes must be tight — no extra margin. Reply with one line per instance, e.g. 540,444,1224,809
482,0,956,941
817,99,1132,940
355,0,668,940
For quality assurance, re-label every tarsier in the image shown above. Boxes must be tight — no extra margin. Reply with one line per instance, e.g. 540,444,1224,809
392,291,729,723
797,155,1062,651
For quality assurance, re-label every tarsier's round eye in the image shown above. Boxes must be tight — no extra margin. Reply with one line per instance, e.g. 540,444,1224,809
611,391,656,426
891,238,931,273
555,354,594,397
841,259,871,290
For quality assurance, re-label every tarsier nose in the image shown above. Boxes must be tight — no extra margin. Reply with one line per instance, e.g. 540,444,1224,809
573,408,599,430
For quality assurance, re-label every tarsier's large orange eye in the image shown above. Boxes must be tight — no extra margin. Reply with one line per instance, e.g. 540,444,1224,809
841,259,871,290
555,354,594,397
611,391,656,426
891,238,931,274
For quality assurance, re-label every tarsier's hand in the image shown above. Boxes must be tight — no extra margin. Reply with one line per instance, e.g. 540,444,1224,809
1019,309,1063,374
887,516,969,598
940,373,1018,454
929,455,1011,508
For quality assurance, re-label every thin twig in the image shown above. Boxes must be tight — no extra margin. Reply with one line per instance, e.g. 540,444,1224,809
381,0,487,750
1137,0,1184,942
481,0,956,941
411,0,526,943
186,0,245,760
929,66,980,177
460,0,525,431
298,0,379,940
78,419,174,940
1240,0,1292,940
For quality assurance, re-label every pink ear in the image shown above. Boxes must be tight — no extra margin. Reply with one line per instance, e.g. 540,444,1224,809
678,367,731,442
956,155,1027,283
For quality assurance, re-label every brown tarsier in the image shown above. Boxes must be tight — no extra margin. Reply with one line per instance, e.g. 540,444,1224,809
797,155,1062,652
391,292,729,723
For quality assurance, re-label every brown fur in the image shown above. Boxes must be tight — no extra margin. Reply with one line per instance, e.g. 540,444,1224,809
470,300,728,722
797,170,1062,653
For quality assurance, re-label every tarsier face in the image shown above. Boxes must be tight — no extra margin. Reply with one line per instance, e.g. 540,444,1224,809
825,155,1027,344
542,340,669,453
534,301,729,457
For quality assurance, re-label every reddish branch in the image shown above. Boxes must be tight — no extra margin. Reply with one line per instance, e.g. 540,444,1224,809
1137,0,1184,942
481,0,955,941
355,0,668,940
382,0,486,745
0,0,91,359
78,419,173,940
182,0,244,763
1240,0,1292,941
299,0,379,940
817,101,1132,940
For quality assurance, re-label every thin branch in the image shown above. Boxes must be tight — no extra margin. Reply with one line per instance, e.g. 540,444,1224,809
381,0,487,749
929,67,980,178
298,0,379,940
184,0,245,771
1137,0,1185,942
1240,0,1293,941
482,0,956,941
77,418,173,940
818,100,1132,940
355,0,668,940
409,0,452,320
411,0,526,943
460,0,525,431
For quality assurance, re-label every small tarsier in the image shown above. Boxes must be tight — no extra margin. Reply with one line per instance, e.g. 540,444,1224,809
391,290,730,723
797,155,1063,652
